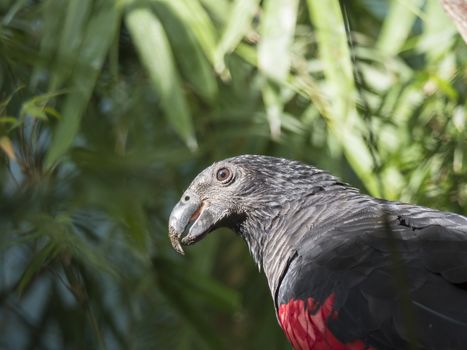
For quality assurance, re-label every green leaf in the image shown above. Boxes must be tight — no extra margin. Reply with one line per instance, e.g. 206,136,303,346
417,0,456,62
376,0,424,56
306,0,356,119
152,1,218,102
262,82,283,140
50,0,93,89
20,91,64,121
122,196,150,252
1,0,29,25
17,241,59,295
156,0,217,64
44,0,119,169
0,85,23,115
214,0,260,73
258,0,298,81
306,0,381,196
0,117,17,124
154,257,237,349
126,6,197,150
199,0,230,22
288,74,331,119
31,214,119,279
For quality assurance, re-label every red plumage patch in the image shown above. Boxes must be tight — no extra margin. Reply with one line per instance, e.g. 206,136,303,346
278,294,373,350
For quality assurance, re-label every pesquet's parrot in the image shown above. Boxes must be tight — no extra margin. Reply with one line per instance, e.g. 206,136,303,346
168,155,467,350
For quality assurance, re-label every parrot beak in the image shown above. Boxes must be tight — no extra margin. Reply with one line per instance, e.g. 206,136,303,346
168,192,217,255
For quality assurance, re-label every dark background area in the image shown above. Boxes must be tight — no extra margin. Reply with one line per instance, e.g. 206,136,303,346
0,0,465,349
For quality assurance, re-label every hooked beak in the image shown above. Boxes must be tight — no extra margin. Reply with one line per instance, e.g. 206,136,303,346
168,192,218,255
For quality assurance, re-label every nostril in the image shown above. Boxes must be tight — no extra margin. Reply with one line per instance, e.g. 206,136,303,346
184,195,190,202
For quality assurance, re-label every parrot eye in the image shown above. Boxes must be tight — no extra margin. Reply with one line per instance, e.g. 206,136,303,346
216,167,233,184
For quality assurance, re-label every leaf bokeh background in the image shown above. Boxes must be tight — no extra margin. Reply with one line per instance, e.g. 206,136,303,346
0,0,465,349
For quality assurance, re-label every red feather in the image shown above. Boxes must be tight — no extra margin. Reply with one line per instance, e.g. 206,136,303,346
278,294,374,350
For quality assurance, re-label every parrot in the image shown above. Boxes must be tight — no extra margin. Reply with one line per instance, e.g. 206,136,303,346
168,155,467,350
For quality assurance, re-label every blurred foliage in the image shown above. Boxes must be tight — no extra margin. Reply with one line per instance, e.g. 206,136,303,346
0,0,465,349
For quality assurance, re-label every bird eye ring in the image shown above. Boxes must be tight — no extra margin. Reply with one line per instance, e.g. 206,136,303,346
216,167,233,183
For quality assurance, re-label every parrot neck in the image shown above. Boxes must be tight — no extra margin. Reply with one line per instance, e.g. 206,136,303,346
235,181,361,308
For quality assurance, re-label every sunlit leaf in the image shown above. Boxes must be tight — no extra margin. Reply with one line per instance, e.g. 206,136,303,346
258,0,298,81
199,0,230,22
377,0,424,56
214,0,260,73
307,0,381,196
20,91,64,121
0,136,16,160
417,0,456,60
262,82,283,140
